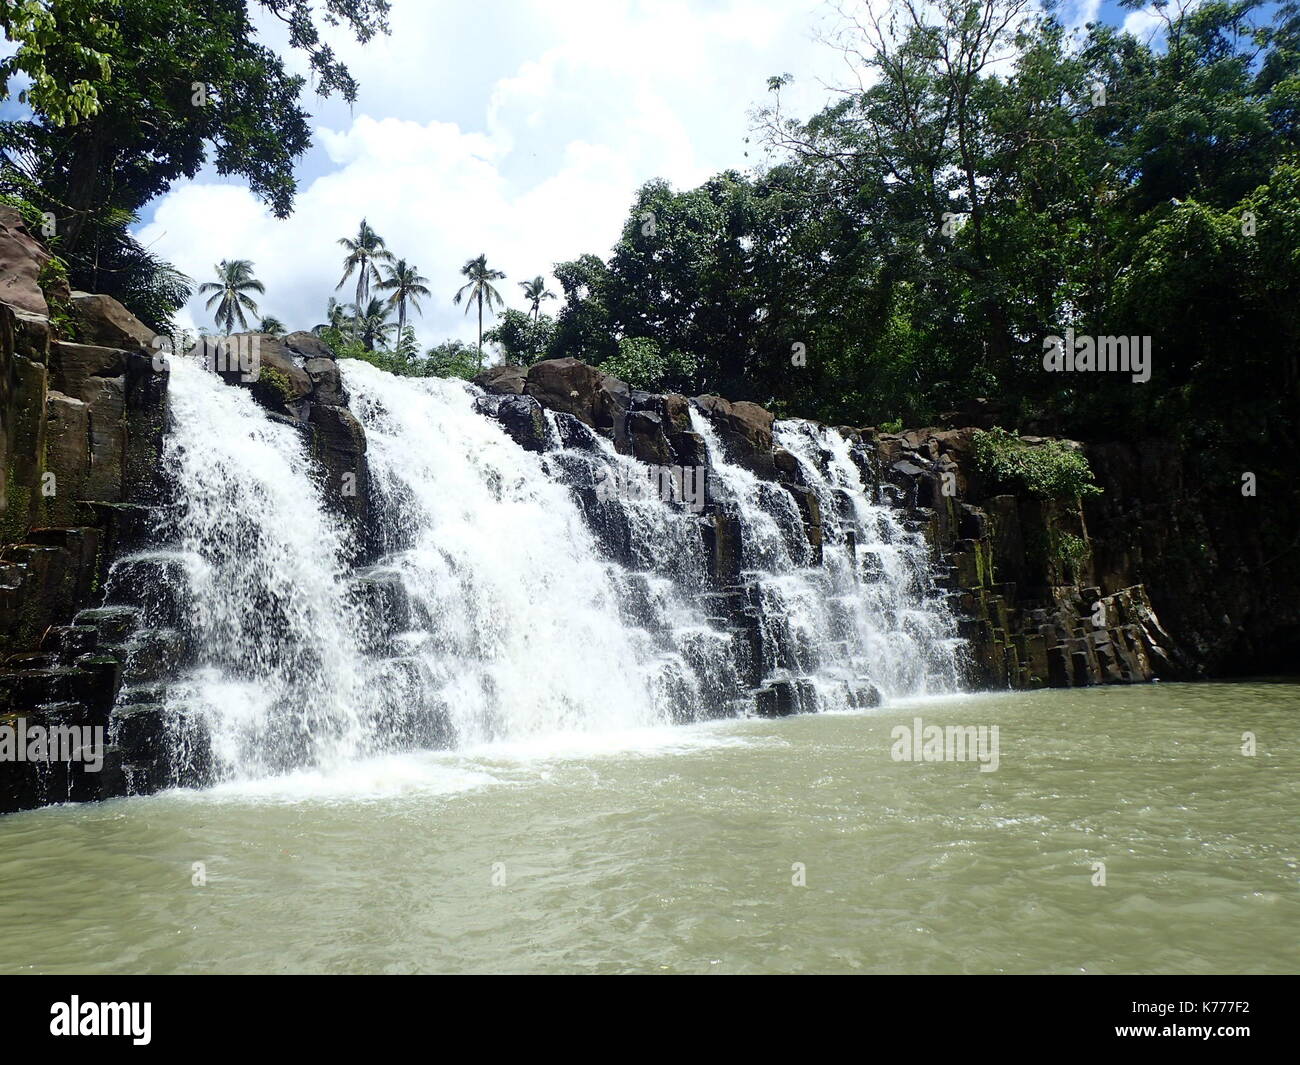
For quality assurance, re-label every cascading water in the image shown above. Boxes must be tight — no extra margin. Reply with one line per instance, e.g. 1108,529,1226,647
772,418,965,697
687,410,964,711
103,358,964,787
340,360,721,742
112,358,378,779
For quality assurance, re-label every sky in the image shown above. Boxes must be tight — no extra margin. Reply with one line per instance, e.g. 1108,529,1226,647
17,1,1180,347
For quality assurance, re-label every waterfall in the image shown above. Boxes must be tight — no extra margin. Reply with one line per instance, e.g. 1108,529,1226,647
104,359,963,786
687,411,963,711
114,358,377,779
340,360,717,743
772,418,965,697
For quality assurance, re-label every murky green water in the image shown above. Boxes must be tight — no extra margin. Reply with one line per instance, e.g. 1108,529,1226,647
0,682,1296,974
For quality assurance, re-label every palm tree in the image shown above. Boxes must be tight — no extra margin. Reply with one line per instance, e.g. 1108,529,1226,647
336,219,393,336
519,275,555,320
258,315,285,334
313,297,350,336
198,260,264,334
353,297,397,351
376,258,431,339
453,254,506,370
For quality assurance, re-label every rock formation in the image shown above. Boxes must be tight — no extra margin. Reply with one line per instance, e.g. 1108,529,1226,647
0,211,1289,814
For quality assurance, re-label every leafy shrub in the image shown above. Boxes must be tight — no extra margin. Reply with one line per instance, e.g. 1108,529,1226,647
972,427,1102,500
599,337,698,392
422,339,478,381
36,254,78,338
484,309,555,365
1054,532,1090,571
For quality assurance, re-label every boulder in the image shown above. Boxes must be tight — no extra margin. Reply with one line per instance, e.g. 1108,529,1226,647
225,333,312,419
283,331,335,361
670,430,707,468
474,364,527,396
616,409,673,466
525,357,626,429
662,393,692,433
69,292,156,351
773,447,805,486
493,394,552,453
550,411,602,453
0,206,50,317
691,394,776,478
305,357,346,406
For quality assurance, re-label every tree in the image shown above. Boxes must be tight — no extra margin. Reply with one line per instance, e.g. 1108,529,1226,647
549,253,618,366
0,1,389,330
313,296,349,336
600,336,699,393
0,0,116,126
336,219,393,337
424,338,478,380
0,0,391,255
519,275,556,320
376,257,431,338
453,253,506,371
258,314,285,334
394,325,420,362
198,259,263,334
351,296,396,351
485,308,555,365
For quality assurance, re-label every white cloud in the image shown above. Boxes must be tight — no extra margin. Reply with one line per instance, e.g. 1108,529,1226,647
141,0,1124,349
137,0,838,349
1122,1,1204,41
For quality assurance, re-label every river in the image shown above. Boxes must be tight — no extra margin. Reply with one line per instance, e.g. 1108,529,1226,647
1,681,1294,974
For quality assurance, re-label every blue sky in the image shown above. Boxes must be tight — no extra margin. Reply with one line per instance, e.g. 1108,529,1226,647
5,1,1189,345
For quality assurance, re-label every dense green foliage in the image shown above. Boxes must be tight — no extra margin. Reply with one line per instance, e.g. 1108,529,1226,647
484,309,555,366
600,336,700,393
6,0,1298,456
973,427,1102,500
0,0,389,328
540,0,1300,455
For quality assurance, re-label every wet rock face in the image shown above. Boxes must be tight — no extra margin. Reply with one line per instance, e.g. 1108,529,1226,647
0,207,51,318
0,249,194,811
305,357,346,406
222,333,313,419
309,404,373,561
491,394,553,453
856,424,1197,689
690,395,777,479
0,274,1251,816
